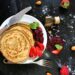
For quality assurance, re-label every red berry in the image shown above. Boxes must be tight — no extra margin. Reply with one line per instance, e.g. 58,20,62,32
29,49,33,57
32,27,44,43
37,27,42,32
39,32,43,37
39,37,44,43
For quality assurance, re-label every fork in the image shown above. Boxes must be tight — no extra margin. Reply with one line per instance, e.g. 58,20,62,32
3,58,53,68
54,58,62,68
34,50,62,68
30,59,53,68
31,59,59,74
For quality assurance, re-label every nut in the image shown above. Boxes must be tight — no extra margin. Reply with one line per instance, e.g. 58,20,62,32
45,16,53,27
35,1,42,5
46,72,52,75
71,46,75,51
54,16,60,24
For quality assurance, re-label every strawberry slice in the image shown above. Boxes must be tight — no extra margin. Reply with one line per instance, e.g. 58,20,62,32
52,50,60,55
29,41,44,58
36,42,44,50
60,0,70,9
36,47,42,57
62,0,69,2
29,46,43,57
29,47,36,57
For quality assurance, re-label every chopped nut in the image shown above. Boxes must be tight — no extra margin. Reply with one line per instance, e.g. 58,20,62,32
45,16,53,27
48,31,52,34
71,46,75,51
54,16,60,24
35,0,42,5
46,72,52,75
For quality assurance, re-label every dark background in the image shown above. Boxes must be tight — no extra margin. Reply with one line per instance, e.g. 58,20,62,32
0,0,75,75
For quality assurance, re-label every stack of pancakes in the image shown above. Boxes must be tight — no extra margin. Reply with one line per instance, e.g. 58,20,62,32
0,23,34,63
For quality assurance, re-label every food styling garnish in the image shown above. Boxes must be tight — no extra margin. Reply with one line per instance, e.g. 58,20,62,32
30,22,39,29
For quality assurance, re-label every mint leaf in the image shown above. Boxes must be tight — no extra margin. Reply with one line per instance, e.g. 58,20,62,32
55,44,63,50
30,22,39,29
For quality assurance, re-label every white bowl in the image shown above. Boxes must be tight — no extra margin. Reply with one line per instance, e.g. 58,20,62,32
0,14,47,64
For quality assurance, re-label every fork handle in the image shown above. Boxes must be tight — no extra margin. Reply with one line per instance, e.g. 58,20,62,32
35,50,53,61
42,50,53,59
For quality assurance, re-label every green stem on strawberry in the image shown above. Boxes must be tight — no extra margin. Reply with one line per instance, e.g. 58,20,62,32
60,0,70,9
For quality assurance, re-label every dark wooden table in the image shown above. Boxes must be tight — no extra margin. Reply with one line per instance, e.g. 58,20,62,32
0,0,75,75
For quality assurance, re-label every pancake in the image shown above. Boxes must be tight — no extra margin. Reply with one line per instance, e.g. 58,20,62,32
9,23,34,47
0,23,35,63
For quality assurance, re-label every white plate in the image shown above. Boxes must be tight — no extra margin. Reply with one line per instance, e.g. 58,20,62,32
0,14,47,64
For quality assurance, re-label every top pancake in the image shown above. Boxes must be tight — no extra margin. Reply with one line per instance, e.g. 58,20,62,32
8,23,34,47
0,23,34,63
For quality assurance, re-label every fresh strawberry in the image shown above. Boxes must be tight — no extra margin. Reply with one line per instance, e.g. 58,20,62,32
62,0,69,2
60,0,70,9
29,47,36,57
29,46,43,57
60,66,69,75
36,46,42,57
52,50,60,55
36,42,44,50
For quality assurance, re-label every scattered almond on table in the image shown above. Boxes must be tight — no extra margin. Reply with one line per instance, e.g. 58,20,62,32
35,0,42,5
46,72,52,75
45,16,61,28
71,46,75,51
54,16,60,24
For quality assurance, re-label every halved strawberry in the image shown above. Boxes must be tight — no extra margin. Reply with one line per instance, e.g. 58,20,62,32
35,46,42,57
29,47,36,57
52,50,60,55
62,0,69,2
36,42,44,50
29,46,43,57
